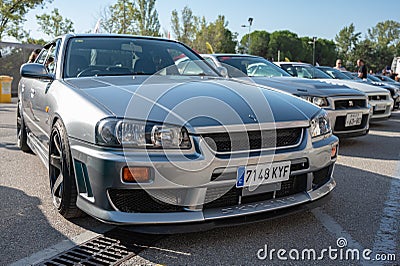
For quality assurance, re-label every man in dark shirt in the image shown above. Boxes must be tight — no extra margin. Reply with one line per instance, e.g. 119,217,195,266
357,59,367,79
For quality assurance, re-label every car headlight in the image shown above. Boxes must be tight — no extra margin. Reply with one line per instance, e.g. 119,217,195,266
300,96,329,107
310,110,331,138
96,118,191,149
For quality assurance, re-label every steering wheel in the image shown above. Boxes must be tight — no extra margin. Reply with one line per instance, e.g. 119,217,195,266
77,68,102,77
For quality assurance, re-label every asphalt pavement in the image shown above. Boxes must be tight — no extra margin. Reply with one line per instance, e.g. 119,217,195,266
0,99,399,265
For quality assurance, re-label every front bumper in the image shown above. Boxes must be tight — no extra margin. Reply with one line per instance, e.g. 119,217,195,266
369,99,393,120
325,108,370,137
70,129,338,227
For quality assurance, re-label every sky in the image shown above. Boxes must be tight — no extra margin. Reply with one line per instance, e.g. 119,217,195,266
17,0,400,43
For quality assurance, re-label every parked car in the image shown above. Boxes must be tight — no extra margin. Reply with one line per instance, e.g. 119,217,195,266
17,34,338,232
366,74,400,109
373,74,400,85
202,54,370,137
275,62,394,120
316,66,399,110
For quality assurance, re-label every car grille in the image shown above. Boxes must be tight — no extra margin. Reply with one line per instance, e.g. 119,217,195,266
334,99,367,110
334,114,369,131
369,95,388,101
373,110,387,115
203,174,308,210
201,128,303,153
108,189,184,213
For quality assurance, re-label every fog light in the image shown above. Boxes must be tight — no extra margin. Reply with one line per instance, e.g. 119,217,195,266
331,145,338,158
123,167,150,183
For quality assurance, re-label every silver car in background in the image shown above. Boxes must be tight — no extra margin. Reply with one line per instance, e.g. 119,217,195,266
17,34,338,232
201,54,370,138
275,62,394,120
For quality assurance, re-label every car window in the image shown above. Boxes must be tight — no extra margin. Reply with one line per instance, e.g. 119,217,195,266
204,57,217,68
36,40,60,75
281,64,331,79
216,56,291,78
64,37,218,78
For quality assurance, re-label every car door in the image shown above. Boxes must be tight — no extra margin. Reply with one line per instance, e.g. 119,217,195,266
29,40,61,149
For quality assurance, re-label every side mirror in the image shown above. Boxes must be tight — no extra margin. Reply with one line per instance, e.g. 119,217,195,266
216,66,229,78
20,63,54,80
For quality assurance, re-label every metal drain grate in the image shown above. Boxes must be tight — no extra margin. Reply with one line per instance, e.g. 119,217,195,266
37,228,163,266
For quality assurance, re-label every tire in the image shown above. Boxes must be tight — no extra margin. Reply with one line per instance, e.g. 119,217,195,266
17,102,31,152
49,120,83,218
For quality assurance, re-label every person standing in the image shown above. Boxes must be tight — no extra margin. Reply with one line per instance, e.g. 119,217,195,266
334,59,346,70
357,59,367,79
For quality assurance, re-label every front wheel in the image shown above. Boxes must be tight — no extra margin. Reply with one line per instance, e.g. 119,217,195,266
49,120,83,218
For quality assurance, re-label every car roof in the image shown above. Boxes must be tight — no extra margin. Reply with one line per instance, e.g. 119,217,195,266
48,33,181,47
274,62,312,66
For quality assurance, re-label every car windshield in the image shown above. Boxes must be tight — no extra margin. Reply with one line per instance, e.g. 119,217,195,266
317,67,352,80
367,74,382,82
215,56,291,78
341,71,359,80
280,64,332,79
64,37,218,78
377,75,396,82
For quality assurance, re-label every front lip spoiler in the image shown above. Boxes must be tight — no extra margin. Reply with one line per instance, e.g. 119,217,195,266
117,193,333,234
88,177,336,234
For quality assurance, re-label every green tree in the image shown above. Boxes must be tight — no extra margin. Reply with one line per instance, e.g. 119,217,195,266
170,6,199,46
316,39,337,66
192,15,237,53
240,30,270,58
36,8,74,38
0,0,52,41
365,20,400,71
335,23,361,68
105,0,136,34
367,20,400,48
268,30,302,62
135,0,160,36
23,37,47,45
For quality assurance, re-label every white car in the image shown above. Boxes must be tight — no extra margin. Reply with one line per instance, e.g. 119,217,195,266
275,62,394,120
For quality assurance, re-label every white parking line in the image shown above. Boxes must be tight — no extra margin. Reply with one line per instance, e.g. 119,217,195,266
312,208,365,251
370,152,400,262
10,224,115,266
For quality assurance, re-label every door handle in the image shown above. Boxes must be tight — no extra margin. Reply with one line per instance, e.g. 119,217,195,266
30,88,36,98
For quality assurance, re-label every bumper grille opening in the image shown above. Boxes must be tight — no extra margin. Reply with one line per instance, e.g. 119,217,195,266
202,128,303,153
369,95,388,101
373,110,387,115
108,189,183,213
334,99,367,109
334,114,369,131
312,164,333,189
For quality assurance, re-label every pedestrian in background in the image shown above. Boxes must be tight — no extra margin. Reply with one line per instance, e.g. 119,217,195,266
357,59,367,79
334,59,346,71
28,49,41,63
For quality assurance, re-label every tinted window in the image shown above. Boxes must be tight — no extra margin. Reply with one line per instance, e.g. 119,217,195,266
317,67,351,79
279,64,331,79
216,56,291,78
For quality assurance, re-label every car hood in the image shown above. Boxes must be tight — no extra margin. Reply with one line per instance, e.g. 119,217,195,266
66,76,320,133
248,77,365,97
319,79,389,94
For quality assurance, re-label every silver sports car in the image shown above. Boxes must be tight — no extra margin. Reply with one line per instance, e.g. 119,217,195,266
18,34,338,232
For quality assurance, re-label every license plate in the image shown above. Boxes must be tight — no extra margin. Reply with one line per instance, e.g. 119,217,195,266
236,161,291,188
375,104,386,111
345,113,362,127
